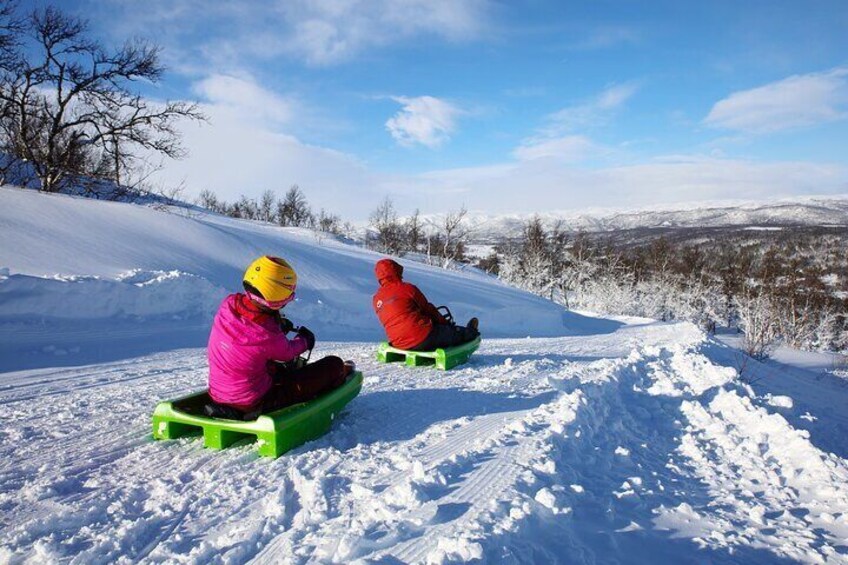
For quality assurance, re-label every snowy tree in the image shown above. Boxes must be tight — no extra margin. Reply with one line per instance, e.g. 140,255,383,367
735,287,780,360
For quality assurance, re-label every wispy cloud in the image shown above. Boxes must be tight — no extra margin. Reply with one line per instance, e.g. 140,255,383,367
100,0,491,68
570,25,641,51
398,155,848,212
546,82,640,133
704,68,848,133
281,0,489,65
193,74,295,126
512,135,598,162
150,75,379,212
386,96,462,148
150,75,848,218
514,83,638,162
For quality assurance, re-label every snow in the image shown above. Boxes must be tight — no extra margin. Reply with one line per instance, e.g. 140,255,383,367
0,186,588,372
764,394,794,409
2,186,848,563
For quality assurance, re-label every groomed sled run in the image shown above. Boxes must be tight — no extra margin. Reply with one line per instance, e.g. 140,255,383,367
2,321,848,564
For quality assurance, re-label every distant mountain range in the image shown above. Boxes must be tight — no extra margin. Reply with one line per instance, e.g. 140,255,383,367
421,195,848,243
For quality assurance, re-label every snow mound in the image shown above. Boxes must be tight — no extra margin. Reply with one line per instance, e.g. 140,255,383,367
0,269,223,320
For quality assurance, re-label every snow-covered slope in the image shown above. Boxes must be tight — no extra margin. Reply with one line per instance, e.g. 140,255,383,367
2,322,847,563
429,194,848,241
2,186,848,564
0,186,593,371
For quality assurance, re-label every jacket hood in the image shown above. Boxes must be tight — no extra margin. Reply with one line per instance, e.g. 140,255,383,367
375,258,403,285
215,293,280,343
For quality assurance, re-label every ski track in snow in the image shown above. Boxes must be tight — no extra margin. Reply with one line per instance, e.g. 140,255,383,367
2,323,848,564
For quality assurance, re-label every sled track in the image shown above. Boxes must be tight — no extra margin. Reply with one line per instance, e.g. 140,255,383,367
0,356,201,405
383,442,531,563
251,361,567,564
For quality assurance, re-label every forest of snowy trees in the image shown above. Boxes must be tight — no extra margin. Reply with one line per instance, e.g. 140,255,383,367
482,218,848,357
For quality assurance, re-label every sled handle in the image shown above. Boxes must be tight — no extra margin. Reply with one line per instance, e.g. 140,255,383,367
437,305,454,323
295,325,314,363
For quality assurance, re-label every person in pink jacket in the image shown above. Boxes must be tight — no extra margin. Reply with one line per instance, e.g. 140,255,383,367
207,256,352,418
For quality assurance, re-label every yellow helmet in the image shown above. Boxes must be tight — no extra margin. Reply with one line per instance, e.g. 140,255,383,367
242,256,297,304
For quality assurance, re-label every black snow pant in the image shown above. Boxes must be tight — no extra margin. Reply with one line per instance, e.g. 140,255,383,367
262,356,346,412
410,323,479,352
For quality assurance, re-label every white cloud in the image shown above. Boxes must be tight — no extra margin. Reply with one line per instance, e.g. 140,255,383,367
101,0,490,68
148,75,384,216
193,74,295,126
705,68,848,133
149,76,847,220
546,82,640,133
395,155,848,213
512,135,598,162
281,0,488,65
512,84,638,164
152,93,848,217
385,96,462,148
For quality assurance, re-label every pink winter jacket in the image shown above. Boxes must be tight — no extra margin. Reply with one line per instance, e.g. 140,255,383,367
207,293,309,410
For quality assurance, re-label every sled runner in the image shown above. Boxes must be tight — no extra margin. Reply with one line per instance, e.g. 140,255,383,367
376,336,481,370
151,372,363,458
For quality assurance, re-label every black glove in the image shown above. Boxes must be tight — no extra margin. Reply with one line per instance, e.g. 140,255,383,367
279,317,295,333
297,326,315,350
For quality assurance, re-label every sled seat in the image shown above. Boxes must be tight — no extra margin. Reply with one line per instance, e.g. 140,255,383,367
151,372,363,458
376,336,481,370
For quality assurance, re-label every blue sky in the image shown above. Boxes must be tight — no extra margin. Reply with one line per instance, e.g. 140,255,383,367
54,0,848,218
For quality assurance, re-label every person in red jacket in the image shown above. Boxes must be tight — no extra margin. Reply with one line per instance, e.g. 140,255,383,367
372,258,479,351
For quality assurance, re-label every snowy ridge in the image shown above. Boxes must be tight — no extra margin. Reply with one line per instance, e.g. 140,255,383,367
420,194,848,240
2,322,847,563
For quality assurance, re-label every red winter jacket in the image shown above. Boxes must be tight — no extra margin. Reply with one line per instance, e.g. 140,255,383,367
372,259,447,350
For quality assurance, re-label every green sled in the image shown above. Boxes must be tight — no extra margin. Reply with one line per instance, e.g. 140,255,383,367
151,372,363,458
376,336,481,370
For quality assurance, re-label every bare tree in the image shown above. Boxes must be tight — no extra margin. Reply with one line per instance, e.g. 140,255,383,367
197,189,227,214
316,208,342,234
235,195,259,220
369,196,405,255
428,205,470,268
0,5,204,194
258,189,277,223
0,2,22,99
402,208,423,254
277,185,313,227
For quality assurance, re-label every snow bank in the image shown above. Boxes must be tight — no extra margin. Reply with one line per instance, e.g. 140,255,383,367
0,270,223,320
0,186,608,370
